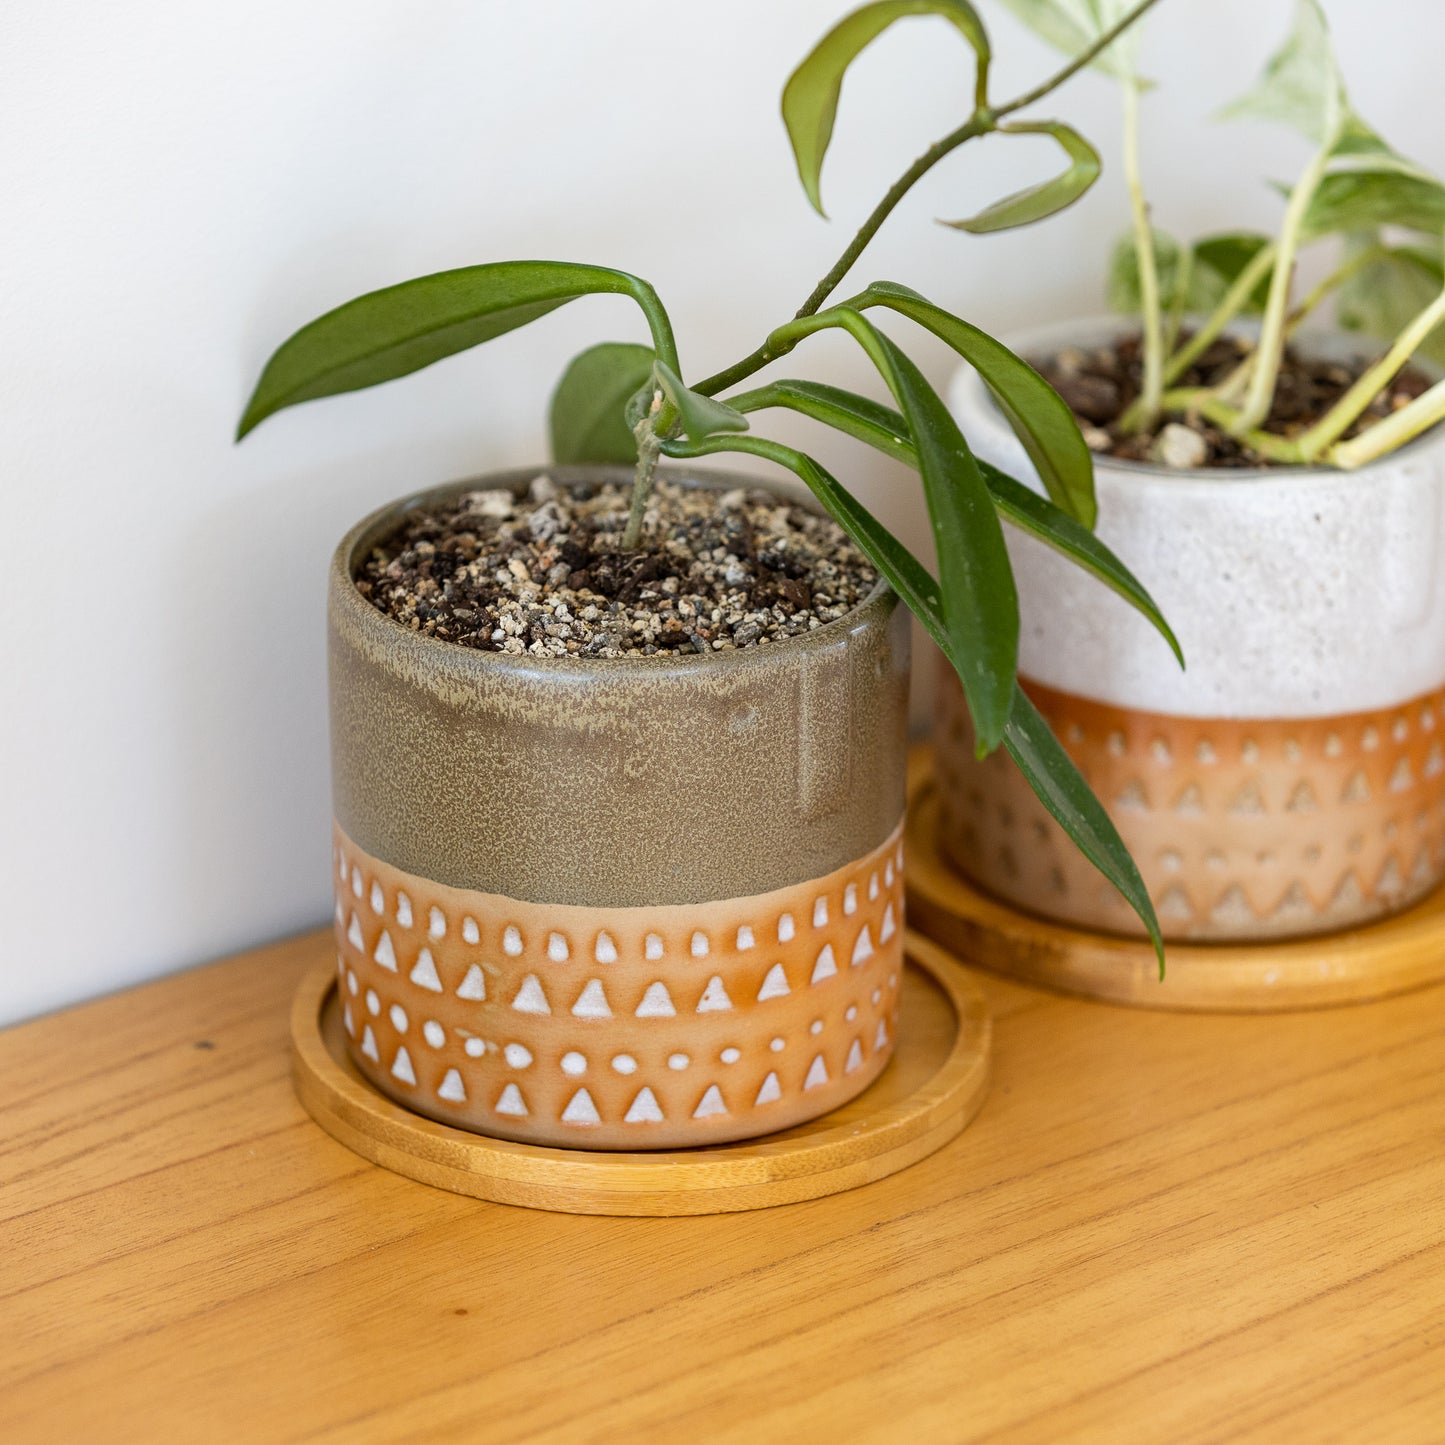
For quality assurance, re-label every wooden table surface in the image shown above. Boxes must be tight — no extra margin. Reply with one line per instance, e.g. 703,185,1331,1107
4,928,1444,1443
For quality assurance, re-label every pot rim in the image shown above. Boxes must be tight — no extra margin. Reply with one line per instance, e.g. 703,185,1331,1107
329,462,898,680
952,313,1444,488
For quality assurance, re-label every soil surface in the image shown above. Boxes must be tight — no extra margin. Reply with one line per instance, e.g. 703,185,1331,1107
355,475,877,657
1037,332,1431,468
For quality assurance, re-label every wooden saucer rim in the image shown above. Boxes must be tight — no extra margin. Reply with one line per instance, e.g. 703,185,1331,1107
907,745,1445,1012
290,930,990,1215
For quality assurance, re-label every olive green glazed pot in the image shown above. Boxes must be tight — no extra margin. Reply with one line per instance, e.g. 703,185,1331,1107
328,465,911,1149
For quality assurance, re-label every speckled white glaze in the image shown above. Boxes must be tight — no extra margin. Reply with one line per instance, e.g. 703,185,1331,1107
949,318,1445,720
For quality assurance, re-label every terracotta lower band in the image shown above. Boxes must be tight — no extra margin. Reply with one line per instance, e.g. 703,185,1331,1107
332,821,906,1149
936,671,1445,942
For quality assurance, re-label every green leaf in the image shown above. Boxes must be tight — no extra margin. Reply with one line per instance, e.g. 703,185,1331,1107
781,0,990,217
659,429,1165,968
993,0,1148,82
1003,685,1164,972
848,280,1097,527
769,308,1018,749
1190,233,1275,315
549,342,656,465
652,361,750,443
943,121,1100,234
1108,228,1182,314
1216,0,1344,146
1110,230,1274,318
727,379,1180,663
728,378,918,465
979,461,1182,666
1337,235,1445,365
237,261,679,439
1300,167,1445,241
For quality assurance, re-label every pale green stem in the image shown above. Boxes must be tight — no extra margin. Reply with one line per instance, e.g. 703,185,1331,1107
1230,143,1333,434
1330,373,1445,469
622,393,663,551
1164,248,1192,355
1296,287,1445,460
1162,242,1277,384
1122,80,1164,431
1288,242,1389,334
1159,388,1305,463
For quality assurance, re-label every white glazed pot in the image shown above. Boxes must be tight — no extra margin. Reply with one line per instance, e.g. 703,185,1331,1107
940,317,1445,942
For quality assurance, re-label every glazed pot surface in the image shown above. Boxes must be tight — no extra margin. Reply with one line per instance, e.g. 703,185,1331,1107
329,465,912,1145
941,321,1445,944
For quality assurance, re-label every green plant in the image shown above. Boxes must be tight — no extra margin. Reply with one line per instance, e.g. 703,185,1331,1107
1003,0,1445,466
236,0,1177,960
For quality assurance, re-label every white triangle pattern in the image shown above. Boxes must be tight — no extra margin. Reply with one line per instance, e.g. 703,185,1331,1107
572,979,613,1018
845,1040,864,1073
693,1085,728,1119
635,981,676,1017
562,1088,601,1124
811,944,837,984
347,913,364,951
360,1025,379,1062
851,926,874,966
804,1054,829,1090
495,1083,528,1117
409,948,443,992
456,964,487,1001
880,903,897,942
511,974,551,1015
391,1046,416,1085
374,931,397,971
756,963,790,1001
625,1087,664,1123
755,1072,782,1106
696,976,733,1012
437,1068,466,1103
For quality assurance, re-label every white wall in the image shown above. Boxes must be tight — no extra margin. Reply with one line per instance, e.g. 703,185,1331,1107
3,0,1441,1024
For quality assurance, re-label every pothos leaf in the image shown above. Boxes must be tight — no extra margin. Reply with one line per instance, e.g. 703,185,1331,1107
1337,234,1445,366
549,342,655,465
1110,231,1274,317
1216,0,1345,146
943,121,1100,234
992,0,1148,82
781,0,991,217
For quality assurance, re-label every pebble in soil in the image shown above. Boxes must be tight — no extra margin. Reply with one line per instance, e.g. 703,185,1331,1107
1035,332,1432,469
354,475,878,658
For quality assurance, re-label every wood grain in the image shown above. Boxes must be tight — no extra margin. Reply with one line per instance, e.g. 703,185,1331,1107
4,925,1444,1442
291,933,990,1216
909,747,1445,1011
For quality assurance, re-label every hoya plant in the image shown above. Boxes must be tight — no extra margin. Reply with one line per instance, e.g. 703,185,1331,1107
237,0,1176,959
1002,0,1445,467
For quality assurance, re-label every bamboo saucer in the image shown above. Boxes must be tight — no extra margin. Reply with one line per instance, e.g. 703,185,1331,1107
907,746,1445,1012
291,930,990,1216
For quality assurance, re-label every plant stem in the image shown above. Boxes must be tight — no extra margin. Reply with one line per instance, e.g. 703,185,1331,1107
1164,242,1277,383
1329,372,1445,469
1156,388,1306,462
1229,141,1332,434
691,0,1166,401
1120,80,1163,432
1296,286,1445,460
991,0,1165,119
622,396,662,551
1288,242,1388,334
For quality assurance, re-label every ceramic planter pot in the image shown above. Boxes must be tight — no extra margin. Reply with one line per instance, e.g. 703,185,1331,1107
940,318,1445,943
328,465,910,1148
